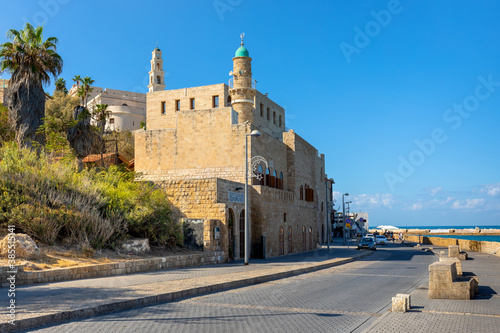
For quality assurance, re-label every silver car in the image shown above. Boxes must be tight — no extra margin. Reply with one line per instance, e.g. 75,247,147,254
375,235,388,245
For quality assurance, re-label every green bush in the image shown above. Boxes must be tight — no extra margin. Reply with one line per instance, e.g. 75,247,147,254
0,142,181,249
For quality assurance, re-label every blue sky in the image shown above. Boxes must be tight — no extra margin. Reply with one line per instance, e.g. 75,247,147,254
1,0,499,227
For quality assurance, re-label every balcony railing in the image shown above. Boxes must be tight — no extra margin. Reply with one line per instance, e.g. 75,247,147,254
228,78,257,90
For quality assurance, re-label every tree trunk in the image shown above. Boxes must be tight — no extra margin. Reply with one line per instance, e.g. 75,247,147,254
6,75,46,149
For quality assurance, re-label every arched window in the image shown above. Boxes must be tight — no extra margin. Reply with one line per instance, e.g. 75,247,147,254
156,76,161,84
258,165,264,185
302,226,306,251
265,168,270,187
122,103,128,106
278,172,284,190
300,186,303,200
239,210,245,258
288,226,292,253
227,95,231,106
272,170,277,188
253,165,264,186
279,226,284,255
156,63,160,70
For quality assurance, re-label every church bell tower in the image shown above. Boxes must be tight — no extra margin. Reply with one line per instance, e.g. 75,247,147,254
229,33,256,124
148,47,166,92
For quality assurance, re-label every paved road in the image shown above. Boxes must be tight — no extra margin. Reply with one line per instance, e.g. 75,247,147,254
29,243,437,333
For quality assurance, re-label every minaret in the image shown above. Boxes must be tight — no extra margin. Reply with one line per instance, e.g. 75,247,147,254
229,33,256,124
148,47,166,92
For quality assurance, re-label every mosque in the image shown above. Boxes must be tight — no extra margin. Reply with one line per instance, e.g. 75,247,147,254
134,35,333,259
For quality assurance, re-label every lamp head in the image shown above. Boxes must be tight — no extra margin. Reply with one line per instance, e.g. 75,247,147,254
249,130,261,137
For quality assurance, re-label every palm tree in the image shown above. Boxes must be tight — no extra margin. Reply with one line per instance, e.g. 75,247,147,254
72,74,81,88
93,103,109,166
54,77,67,94
81,76,94,107
0,23,62,148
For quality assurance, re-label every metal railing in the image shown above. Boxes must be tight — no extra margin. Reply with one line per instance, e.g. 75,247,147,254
228,78,257,90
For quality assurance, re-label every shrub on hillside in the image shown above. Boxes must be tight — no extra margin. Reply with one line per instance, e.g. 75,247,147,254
0,143,181,249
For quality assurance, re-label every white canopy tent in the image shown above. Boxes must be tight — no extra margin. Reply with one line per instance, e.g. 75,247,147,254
376,225,400,230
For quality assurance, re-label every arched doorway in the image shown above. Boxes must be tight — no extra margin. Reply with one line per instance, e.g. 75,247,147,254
239,210,245,259
288,226,292,254
279,226,284,255
228,208,235,260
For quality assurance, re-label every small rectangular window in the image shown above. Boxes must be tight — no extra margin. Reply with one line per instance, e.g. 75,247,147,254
109,118,115,124
260,103,264,117
175,99,180,111
267,107,270,120
279,115,282,127
161,101,166,115
273,111,276,124
190,98,195,110
213,95,219,108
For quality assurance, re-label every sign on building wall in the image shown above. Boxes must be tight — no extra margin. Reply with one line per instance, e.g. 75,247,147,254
229,191,244,203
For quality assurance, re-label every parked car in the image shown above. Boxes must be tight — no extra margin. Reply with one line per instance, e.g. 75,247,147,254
375,235,388,245
358,237,377,250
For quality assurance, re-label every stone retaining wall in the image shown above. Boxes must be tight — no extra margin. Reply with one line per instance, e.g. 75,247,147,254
405,235,500,258
0,251,225,287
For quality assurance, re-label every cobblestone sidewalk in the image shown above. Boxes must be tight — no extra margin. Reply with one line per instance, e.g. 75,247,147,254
0,242,370,332
365,245,500,333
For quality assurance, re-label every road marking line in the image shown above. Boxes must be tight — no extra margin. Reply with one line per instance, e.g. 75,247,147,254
337,273,426,278
421,310,500,319
183,300,382,317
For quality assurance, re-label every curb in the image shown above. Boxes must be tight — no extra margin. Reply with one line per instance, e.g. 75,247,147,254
2,251,373,332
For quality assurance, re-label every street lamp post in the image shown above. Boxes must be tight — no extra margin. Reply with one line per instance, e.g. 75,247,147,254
342,193,349,245
346,201,352,216
324,178,335,251
245,129,261,265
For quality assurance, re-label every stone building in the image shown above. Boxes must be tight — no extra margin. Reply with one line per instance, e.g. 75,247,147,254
134,37,331,259
69,85,146,131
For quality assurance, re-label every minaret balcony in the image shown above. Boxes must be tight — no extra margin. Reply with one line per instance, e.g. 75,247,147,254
228,78,257,90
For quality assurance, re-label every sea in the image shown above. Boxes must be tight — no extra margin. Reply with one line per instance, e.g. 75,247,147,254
398,225,500,243
397,225,500,230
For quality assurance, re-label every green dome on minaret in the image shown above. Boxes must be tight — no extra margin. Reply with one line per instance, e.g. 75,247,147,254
235,33,249,57
235,46,249,57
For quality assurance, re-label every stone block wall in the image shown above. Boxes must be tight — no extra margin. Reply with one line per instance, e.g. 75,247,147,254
405,235,500,258
157,178,246,258
253,90,286,139
146,84,230,130
134,108,248,182
251,185,319,258
0,251,225,287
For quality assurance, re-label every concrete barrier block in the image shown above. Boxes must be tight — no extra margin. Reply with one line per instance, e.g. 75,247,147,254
396,293,411,310
449,245,460,257
439,257,462,275
392,296,407,312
